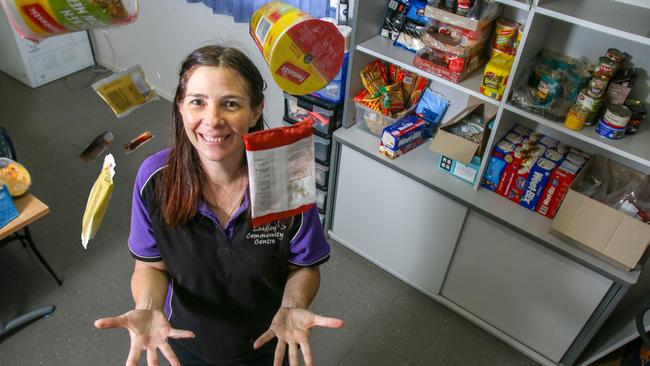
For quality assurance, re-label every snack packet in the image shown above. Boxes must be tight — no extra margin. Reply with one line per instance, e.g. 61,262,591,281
92,65,159,118
243,120,316,227
81,154,115,249
360,60,388,95
0,158,31,197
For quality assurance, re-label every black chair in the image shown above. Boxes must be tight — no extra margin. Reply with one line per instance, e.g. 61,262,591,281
0,127,59,338
0,127,62,285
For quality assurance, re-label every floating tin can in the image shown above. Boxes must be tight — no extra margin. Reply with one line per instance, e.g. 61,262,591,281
575,88,604,125
587,76,608,98
624,99,647,135
250,2,344,95
593,57,618,79
493,18,518,52
564,105,589,131
596,119,626,140
602,104,631,128
605,48,625,64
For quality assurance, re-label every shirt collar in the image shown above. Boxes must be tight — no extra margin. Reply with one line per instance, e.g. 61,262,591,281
197,191,249,229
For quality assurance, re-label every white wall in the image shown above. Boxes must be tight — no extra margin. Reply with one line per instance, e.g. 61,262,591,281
91,0,285,127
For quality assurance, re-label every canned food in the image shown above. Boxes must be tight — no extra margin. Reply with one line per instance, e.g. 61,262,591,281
605,48,625,64
512,24,524,52
624,99,647,135
596,119,626,140
602,104,632,128
575,88,604,125
564,105,589,131
593,57,618,79
493,19,518,52
587,76,608,98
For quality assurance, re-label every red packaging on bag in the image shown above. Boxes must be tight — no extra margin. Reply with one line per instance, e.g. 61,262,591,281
243,119,316,227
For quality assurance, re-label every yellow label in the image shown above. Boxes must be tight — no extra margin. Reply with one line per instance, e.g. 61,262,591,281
95,73,148,116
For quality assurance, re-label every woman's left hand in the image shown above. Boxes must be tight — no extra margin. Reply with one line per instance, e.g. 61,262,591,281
254,307,344,366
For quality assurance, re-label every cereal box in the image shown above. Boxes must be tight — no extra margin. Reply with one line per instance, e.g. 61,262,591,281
536,160,582,218
380,116,426,159
519,158,557,210
482,139,516,192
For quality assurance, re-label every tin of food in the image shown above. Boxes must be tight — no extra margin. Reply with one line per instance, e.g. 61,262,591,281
624,99,647,135
79,131,114,163
564,105,589,131
124,131,154,154
596,119,626,140
602,104,631,128
605,48,626,64
593,57,618,79
587,76,608,98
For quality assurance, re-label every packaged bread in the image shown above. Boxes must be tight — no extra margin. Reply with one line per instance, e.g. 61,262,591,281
0,158,31,197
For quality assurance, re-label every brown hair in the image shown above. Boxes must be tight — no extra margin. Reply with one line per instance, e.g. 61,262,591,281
157,45,266,227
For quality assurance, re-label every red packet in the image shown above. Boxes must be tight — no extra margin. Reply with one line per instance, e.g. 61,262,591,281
243,119,316,227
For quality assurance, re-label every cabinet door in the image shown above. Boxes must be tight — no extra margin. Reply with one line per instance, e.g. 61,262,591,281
331,145,467,295
442,211,613,362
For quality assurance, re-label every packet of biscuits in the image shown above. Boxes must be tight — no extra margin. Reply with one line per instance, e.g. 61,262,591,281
81,154,115,249
92,65,159,118
243,120,316,227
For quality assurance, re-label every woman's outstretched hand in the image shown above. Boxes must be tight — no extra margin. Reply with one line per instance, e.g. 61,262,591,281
253,307,344,366
94,309,195,366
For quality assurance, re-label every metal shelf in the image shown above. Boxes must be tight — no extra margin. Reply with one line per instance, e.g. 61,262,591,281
356,36,500,107
536,0,650,46
504,104,650,169
333,126,640,285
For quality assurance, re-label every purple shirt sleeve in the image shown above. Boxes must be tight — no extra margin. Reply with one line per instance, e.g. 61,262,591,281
288,206,330,266
128,150,169,261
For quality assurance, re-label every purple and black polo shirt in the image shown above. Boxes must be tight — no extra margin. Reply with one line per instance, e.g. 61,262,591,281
128,149,330,363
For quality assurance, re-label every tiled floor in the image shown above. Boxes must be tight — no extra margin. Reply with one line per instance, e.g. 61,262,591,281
0,69,538,366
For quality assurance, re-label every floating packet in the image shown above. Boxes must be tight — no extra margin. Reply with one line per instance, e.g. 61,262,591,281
124,131,154,154
81,154,115,249
80,131,114,163
92,65,158,118
243,120,316,227
0,158,31,197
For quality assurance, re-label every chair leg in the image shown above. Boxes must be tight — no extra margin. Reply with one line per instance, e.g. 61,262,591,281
0,305,56,337
23,227,63,285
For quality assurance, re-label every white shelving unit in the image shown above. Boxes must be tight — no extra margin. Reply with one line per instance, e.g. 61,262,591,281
327,0,650,365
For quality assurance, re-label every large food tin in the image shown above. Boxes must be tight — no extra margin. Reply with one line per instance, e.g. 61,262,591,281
602,104,632,128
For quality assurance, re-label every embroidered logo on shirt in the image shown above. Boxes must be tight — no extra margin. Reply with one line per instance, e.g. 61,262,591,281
246,222,287,245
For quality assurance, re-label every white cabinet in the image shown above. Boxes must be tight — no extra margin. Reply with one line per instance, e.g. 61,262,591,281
441,211,613,362
331,145,467,295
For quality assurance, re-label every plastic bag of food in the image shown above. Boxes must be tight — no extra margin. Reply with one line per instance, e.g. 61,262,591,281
92,64,158,118
124,131,154,154
0,0,138,42
243,120,316,227
81,154,115,248
79,131,114,163
0,158,31,197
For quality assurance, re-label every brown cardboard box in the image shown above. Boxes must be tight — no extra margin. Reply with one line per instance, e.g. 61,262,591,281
429,103,495,165
551,158,650,271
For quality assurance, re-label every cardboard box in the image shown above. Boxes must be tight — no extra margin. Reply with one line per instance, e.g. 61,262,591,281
430,104,495,182
413,46,486,83
551,157,650,271
439,155,482,184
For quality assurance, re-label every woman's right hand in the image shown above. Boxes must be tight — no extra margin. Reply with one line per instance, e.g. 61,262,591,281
94,309,195,366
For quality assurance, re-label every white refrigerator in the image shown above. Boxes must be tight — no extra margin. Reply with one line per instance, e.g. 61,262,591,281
0,6,94,88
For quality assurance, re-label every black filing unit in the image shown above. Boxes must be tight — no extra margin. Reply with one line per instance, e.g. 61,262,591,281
283,92,344,227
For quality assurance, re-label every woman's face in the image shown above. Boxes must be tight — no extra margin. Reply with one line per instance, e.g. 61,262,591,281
179,66,263,165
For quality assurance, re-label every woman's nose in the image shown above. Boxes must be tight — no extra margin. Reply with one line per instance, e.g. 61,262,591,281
205,105,226,127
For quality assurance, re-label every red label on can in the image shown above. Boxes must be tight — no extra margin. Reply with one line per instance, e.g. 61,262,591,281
20,4,67,34
276,62,310,85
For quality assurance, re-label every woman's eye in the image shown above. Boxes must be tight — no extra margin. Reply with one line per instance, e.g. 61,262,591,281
189,99,204,107
225,100,240,110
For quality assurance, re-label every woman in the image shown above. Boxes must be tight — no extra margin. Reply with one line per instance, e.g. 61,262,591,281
95,45,343,366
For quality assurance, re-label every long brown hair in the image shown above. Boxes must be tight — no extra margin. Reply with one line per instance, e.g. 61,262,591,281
157,45,266,227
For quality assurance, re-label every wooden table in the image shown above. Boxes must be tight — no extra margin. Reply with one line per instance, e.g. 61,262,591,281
0,193,50,240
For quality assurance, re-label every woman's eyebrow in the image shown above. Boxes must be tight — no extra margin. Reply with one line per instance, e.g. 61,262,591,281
185,93,208,98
